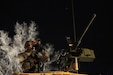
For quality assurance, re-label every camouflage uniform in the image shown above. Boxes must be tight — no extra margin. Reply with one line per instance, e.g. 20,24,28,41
18,39,49,73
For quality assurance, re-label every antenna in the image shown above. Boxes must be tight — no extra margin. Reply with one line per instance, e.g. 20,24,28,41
71,0,80,73
72,0,76,42
76,13,96,48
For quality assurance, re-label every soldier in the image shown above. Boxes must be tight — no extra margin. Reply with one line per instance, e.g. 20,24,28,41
55,49,70,71
18,39,49,73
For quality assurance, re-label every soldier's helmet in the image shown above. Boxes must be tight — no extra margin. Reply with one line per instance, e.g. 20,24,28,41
24,39,37,50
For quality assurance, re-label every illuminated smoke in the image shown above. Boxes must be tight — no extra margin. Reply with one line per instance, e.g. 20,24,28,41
43,43,58,71
0,21,39,75
0,21,60,75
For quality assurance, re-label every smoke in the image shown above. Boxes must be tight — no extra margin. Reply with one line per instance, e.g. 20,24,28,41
43,43,59,71
0,21,60,75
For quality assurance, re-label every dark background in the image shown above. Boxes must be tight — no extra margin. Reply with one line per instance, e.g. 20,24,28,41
0,0,113,75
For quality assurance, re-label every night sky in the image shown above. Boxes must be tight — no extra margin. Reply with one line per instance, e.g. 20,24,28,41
0,0,113,75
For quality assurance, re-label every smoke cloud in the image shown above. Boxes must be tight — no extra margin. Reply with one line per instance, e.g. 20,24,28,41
0,21,56,75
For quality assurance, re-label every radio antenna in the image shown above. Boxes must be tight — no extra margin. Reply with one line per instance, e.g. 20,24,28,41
72,0,76,42
76,13,96,48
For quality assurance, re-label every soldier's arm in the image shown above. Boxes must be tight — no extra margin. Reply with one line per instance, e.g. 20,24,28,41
37,49,49,62
18,49,33,63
